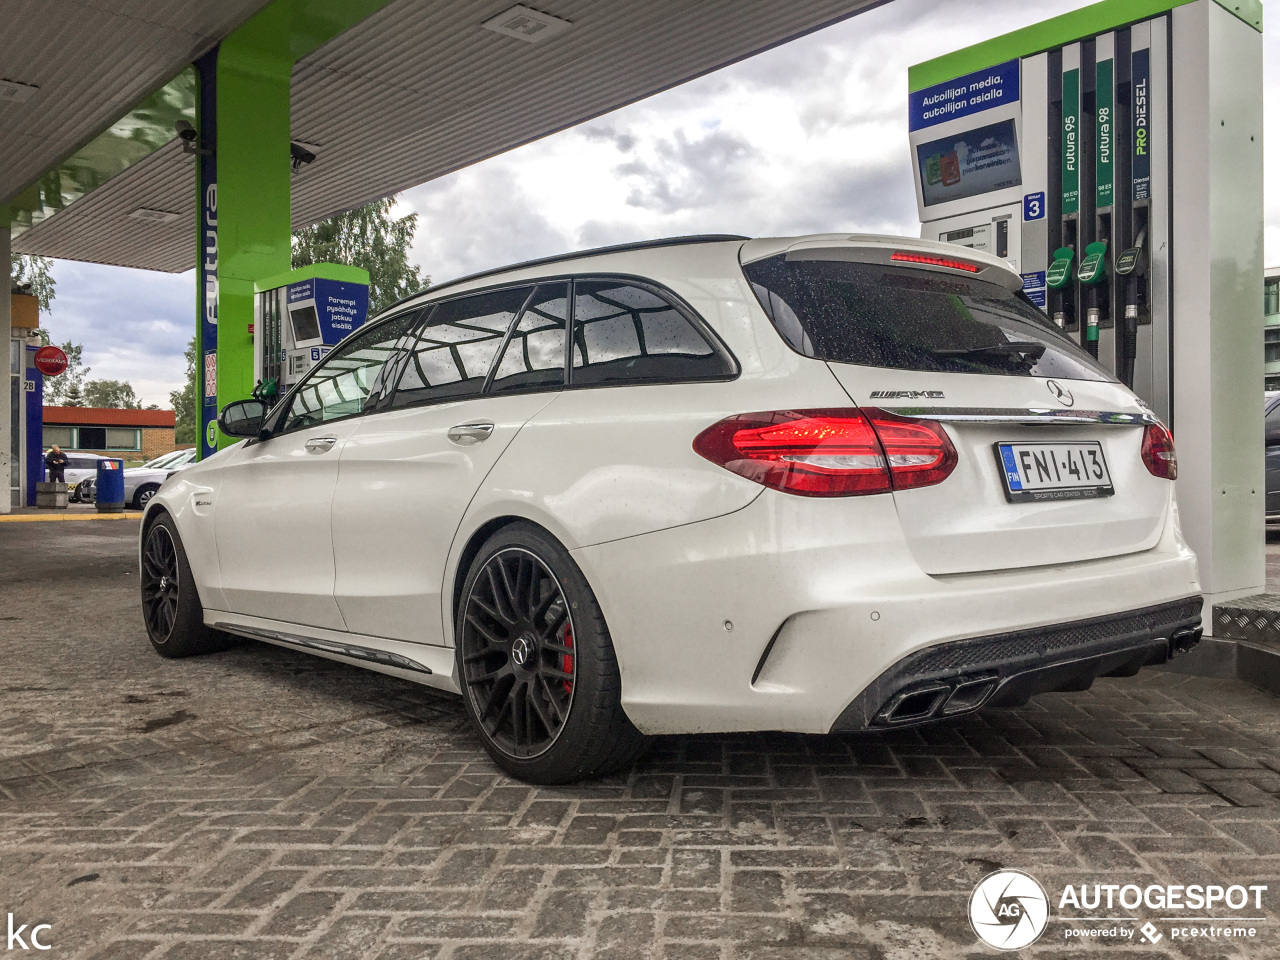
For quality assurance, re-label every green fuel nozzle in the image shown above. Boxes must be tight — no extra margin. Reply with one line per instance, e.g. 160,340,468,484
1077,241,1108,286
1046,246,1076,289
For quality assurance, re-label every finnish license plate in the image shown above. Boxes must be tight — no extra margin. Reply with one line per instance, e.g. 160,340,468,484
994,441,1114,503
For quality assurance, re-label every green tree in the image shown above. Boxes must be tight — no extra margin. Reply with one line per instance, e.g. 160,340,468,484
83,379,147,409
292,198,427,313
10,254,56,310
171,336,198,445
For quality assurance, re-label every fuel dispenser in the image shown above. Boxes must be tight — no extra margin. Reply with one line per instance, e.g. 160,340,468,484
252,264,370,405
909,0,1264,624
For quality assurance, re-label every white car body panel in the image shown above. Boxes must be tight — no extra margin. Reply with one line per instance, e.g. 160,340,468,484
213,420,361,630
142,232,1203,738
575,489,1197,734
333,391,558,643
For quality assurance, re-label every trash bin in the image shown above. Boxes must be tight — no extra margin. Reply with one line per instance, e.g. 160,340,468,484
95,459,125,514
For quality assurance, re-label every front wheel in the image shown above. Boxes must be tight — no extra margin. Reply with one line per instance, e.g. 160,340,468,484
455,523,644,784
141,514,231,658
133,484,159,510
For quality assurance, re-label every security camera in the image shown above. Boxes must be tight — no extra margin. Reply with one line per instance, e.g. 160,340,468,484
290,142,316,172
175,119,211,156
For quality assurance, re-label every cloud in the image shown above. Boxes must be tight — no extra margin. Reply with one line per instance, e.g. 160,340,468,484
43,261,193,407
618,128,760,214
400,166,574,286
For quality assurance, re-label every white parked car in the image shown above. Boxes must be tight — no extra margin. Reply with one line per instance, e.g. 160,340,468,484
54,452,108,501
82,447,197,508
139,234,1202,784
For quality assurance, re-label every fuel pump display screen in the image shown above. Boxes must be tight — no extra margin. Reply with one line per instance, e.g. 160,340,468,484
289,304,322,345
917,118,1022,207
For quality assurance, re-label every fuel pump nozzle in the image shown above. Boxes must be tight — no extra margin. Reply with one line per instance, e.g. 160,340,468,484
1046,246,1076,328
1114,228,1147,388
1076,240,1109,357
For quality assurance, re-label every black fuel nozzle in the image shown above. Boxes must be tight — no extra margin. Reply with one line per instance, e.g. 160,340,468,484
1115,227,1147,280
1115,229,1147,388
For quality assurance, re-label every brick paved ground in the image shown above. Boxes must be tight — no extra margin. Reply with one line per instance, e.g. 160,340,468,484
2,520,1280,959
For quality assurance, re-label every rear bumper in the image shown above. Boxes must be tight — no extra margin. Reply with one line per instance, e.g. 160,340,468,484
829,597,1203,731
574,487,1201,736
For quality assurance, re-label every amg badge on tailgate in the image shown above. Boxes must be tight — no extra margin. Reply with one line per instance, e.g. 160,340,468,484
869,390,945,400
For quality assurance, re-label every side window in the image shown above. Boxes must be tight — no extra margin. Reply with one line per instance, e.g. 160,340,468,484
281,312,420,432
570,280,732,386
391,286,531,408
489,284,569,394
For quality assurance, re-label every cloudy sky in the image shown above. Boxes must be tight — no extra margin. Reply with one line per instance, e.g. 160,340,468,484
40,0,1280,406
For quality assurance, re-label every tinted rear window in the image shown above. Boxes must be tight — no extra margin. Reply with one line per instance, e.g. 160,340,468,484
742,256,1113,382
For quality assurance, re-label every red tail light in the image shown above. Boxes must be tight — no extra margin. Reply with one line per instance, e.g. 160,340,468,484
890,251,981,273
693,408,956,497
1141,422,1177,479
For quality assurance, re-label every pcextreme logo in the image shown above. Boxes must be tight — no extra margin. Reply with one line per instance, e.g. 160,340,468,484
967,873,1270,949
6,914,51,951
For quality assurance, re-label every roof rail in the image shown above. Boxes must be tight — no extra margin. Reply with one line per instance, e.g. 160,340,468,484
379,234,750,315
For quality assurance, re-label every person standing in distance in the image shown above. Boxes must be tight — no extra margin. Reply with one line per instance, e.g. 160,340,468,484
45,445,68,484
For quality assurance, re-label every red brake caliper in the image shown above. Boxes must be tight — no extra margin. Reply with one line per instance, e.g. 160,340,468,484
561,622,574,694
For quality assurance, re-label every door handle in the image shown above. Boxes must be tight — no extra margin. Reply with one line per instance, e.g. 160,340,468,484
304,437,338,453
447,422,495,445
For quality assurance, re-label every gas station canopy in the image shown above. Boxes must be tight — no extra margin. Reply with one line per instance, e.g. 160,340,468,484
4,0,886,273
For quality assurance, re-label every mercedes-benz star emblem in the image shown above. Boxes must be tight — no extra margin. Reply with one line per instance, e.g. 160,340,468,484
511,636,531,666
1045,379,1074,407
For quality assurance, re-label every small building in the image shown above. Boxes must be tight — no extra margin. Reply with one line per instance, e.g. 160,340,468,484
1267,267,1280,390
43,406,179,462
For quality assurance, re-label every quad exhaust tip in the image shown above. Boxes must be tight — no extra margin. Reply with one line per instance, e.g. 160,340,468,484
875,674,999,725
1168,626,1203,659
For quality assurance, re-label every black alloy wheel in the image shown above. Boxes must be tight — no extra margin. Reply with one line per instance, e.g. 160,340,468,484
455,522,644,783
139,513,232,658
141,523,180,641
135,485,158,509
460,547,576,759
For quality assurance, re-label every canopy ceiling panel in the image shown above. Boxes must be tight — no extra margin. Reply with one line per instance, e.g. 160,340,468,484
11,0,885,272
0,0,270,205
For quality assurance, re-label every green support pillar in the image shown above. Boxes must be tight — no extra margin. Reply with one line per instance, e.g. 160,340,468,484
196,0,396,455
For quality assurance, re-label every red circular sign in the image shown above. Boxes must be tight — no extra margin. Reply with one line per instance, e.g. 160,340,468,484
33,345,68,377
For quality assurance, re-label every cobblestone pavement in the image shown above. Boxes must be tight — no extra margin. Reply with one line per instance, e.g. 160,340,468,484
3,520,1280,959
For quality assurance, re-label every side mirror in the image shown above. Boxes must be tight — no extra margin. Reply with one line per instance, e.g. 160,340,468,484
218,399,268,439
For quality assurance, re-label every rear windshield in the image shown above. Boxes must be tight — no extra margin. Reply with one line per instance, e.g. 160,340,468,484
742,256,1114,382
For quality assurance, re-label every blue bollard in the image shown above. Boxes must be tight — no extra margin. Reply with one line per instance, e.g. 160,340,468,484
95,458,126,514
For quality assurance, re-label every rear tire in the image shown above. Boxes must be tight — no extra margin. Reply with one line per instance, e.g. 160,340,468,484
455,522,645,784
141,513,231,658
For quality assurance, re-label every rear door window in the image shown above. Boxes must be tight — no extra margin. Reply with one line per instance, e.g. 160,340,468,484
742,256,1113,382
569,280,733,386
489,284,569,394
391,287,532,408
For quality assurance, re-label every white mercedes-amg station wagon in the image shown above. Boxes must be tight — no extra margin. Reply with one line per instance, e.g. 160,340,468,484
140,234,1202,783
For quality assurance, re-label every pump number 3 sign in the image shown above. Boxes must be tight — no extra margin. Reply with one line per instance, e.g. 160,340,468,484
1023,192,1045,221
995,441,1114,503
